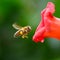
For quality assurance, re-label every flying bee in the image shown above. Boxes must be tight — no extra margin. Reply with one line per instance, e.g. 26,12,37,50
12,23,31,38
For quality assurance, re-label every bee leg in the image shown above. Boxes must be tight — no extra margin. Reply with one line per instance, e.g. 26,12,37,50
22,35,25,38
25,36,28,38
22,35,28,38
24,34,28,38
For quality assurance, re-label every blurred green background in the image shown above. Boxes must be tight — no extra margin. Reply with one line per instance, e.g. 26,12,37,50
0,0,60,60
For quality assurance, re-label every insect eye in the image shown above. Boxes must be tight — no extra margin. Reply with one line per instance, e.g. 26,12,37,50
28,26,31,30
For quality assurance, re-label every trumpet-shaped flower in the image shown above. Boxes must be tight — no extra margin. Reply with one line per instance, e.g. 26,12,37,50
33,2,60,43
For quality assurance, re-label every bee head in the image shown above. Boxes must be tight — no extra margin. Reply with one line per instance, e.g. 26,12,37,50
27,26,31,32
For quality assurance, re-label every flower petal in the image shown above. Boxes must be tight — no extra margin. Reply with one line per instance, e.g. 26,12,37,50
33,2,60,43
33,27,45,42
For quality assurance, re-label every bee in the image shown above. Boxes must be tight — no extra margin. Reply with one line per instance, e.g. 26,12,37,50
12,23,31,38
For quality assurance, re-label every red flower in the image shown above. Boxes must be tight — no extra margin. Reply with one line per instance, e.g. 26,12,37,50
33,2,60,43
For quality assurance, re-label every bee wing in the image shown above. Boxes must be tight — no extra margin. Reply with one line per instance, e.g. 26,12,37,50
12,23,22,30
14,30,20,38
